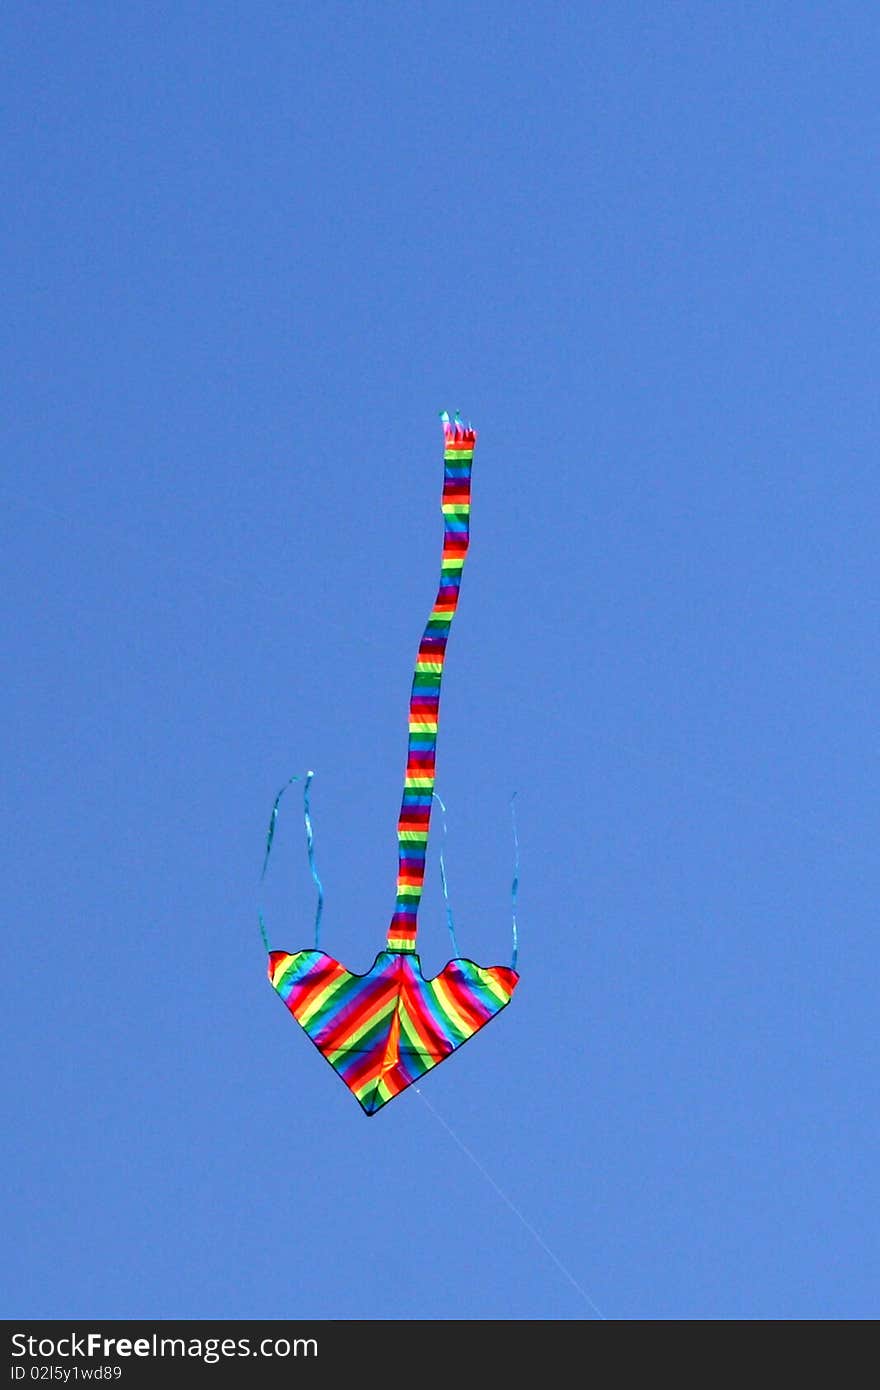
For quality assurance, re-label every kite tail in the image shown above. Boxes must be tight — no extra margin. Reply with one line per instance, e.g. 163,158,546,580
386,412,475,953
259,771,324,952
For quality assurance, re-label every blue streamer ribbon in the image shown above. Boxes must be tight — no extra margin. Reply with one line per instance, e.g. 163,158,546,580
432,792,460,958
259,771,324,951
510,792,520,970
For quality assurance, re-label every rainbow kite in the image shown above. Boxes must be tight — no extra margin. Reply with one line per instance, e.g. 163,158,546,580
263,413,519,1113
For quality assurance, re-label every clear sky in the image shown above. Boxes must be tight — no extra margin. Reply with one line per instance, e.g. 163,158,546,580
3,3,879,1321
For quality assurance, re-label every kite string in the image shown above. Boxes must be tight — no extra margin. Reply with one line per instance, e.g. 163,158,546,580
258,771,324,951
414,1086,606,1320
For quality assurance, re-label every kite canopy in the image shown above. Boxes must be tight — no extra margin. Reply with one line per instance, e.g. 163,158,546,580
265,413,519,1113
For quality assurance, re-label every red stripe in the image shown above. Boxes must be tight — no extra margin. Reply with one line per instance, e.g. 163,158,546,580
436,972,494,1030
267,950,291,979
344,1047,403,1095
378,1067,409,1097
336,1049,381,1093
286,958,348,1019
390,913,417,934
402,986,453,1057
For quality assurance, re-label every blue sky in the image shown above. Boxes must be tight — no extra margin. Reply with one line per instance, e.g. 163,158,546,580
3,3,879,1320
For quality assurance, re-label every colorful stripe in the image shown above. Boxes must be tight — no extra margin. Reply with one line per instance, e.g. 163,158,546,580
269,948,519,1115
387,413,476,952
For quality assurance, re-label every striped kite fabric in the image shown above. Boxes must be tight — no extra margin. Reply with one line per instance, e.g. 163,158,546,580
269,949,518,1115
267,413,519,1113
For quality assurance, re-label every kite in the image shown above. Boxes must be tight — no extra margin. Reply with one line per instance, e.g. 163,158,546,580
262,412,519,1114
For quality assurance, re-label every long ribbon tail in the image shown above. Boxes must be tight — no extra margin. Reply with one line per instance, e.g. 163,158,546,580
433,792,460,958
510,792,520,971
258,771,324,951
387,411,476,952
260,775,299,882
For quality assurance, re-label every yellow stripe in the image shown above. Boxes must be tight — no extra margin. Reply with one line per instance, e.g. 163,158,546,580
354,1071,382,1101
374,1071,409,1103
405,775,434,788
431,976,474,1039
270,952,295,988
